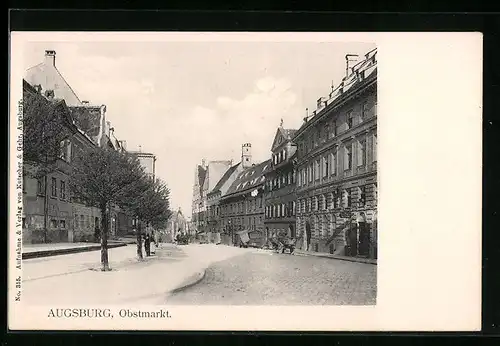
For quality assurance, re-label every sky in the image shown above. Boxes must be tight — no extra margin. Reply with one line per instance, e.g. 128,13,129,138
23,39,376,217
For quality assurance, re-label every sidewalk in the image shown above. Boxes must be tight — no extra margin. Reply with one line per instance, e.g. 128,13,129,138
22,241,129,260
21,243,250,305
294,249,377,265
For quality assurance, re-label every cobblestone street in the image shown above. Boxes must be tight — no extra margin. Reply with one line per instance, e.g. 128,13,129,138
167,250,376,305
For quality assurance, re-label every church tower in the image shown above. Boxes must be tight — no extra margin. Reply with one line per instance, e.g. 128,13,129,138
241,143,252,168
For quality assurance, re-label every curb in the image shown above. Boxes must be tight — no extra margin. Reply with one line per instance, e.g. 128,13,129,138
294,250,377,265
22,243,128,260
170,268,207,294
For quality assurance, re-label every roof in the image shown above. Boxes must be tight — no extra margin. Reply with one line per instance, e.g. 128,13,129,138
25,61,83,107
129,151,155,157
294,48,377,139
209,162,241,195
224,159,272,196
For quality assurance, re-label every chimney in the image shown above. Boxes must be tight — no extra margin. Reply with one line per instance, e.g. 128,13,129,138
120,140,127,151
44,89,55,101
201,159,206,167
45,50,56,67
345,54,359,77
241,143,252,168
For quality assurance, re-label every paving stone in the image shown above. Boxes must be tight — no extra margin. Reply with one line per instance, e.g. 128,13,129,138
168,251,376,305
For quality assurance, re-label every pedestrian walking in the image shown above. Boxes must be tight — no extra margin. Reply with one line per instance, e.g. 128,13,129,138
145,233,151,256
150,234,156,255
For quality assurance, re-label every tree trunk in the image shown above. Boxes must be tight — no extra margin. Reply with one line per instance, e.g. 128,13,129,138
100,203,110,271
43,174,48,243
136,220,143,260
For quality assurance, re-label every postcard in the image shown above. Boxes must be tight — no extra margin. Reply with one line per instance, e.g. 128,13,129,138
8,31,482,331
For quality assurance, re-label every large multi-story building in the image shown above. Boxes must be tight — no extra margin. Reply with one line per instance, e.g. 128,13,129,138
22,80,103,243
264,124,298,241
191,159,233,235
23,50,133,243
293,48,378,259
219,144,271,247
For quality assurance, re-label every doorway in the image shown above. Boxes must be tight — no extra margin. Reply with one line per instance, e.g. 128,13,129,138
346,222,358,256
358,222,370,257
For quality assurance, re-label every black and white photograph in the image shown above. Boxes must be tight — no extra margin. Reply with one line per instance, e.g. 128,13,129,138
9,32,481,331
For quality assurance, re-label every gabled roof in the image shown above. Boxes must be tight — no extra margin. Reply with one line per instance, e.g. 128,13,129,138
224,159,272,197
209,162,241,195
25,61,83,107
271,127,297,151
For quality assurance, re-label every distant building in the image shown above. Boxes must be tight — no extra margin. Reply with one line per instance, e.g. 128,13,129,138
129,150,156,180
206,161,243,242
165,208,187,242
264,125,298,242
191,159,233,236
219,144,271,247
293,48,377,258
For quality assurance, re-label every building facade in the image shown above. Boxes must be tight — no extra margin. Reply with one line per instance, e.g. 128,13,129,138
22,80,102,244
191,159,233,236
23,50,134,243
264,125,298,241
293,48,378,259
164,208,187,242
206,162,243,242
219,149,271,247
129,150,156,180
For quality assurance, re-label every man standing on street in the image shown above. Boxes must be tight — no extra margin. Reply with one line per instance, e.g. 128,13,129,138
144,233,151,256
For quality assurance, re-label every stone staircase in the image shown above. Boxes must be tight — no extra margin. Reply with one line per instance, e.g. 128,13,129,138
324,219,351,246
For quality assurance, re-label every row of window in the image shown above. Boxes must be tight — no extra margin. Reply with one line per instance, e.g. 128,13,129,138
265,170,296,191
265,201,297,218
297,185,375,214
221,216,263,229
272,148,287,165
298,100,376,158
220,197,263,216
50,219,66,229
74,215,100,230
34,177,68,200
297,135,376,187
